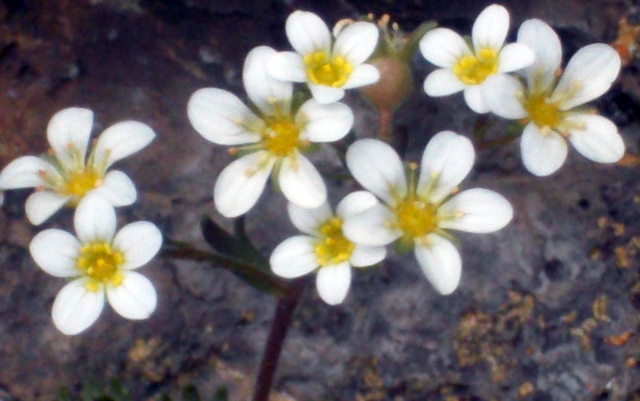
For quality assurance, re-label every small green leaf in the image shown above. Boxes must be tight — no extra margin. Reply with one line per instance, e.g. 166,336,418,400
182,385,201,401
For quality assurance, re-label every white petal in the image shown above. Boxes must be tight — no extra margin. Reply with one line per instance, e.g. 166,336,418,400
334,22,379,64
25,191,70,225
336,191,378,218
464,85,489,113
214,152,274,218
342,64,380,89
47,108,94,171
91,121,156,172
297,99,353,142
316,262,351,305
30,229,81,277
567,114,624,163
553,44,621,110
418,131,475,203
308,83,346,104
270,235,318,278
267,51,307,82
74,193,117,243
107,271,157,320
52,279,105,335
498,43,535,73
113,221,163,270
286,11,331,55
518,19,562,90
346,139,406,203
243,46,293,115
287,200,332,235
419,28,472,68
342,204,400,246
187,88,262,145
0,156,56,189
424,69,466,96
350,244,386,267
472,4,509,51
520,122,568,176
414,235,461,295
92,170,136,206
439,188,513,233
279,153,326,209
481,74,527,119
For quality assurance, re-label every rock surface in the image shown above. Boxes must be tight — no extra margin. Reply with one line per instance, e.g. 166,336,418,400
1,0,640,400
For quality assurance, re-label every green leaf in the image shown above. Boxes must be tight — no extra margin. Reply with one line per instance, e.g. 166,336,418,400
182,385,201,401
211,387,229,401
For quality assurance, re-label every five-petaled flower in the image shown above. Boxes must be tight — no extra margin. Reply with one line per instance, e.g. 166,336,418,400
29,193,162,335
0,107,156,225
419,4,535,113
268,10,381,104
188,46,354,218
270,192,386,305
481,19,624,176
342,132,513,295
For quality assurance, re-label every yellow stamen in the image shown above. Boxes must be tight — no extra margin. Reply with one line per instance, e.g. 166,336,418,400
453,47,499,85
314,217,355,267
304,51,353,87
77,241,125,291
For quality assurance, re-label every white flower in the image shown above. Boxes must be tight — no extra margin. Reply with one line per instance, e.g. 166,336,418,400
482,19,624,176
343,132,513,295
419,4,535,113
270,192,386,305
0,107,156,225
267,10,380,104
188,45,354,218
29,193,162,335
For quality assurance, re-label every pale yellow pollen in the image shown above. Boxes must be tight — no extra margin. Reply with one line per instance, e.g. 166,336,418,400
314,217,355,267
453,47,499,85
261,115,301,157
304,51,353,87
394,196,439,240
77,242,125,292
61,168,102,201
523,92,562,131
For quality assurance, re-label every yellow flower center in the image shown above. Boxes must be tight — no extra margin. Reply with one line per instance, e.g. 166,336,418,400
76,242,125,292
60,168,102,205
523,92,562,130
262,115,301,157
314,217,355,267
304,51,353,87
453,47,499,85
394,196,438,241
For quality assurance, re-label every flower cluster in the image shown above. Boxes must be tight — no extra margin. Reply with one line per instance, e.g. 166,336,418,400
420,6,624,175
0,108,162,334
0,4,625,335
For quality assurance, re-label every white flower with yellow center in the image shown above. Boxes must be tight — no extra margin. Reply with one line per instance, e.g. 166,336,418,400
270,192,386,305
188,46,354,218
0,107,156,225
419,4,535,113
29,194,162,335
481,19,624,176
342,132,513,295
267,10,380,104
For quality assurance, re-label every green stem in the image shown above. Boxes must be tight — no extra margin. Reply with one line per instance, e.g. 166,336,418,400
161,239,289,297
252,278,307,401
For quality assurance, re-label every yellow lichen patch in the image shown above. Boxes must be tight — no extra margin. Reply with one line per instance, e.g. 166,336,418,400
314,217,355,266
453,47,499,85
523,92,562,130
261,115,301,157
304,51,353,87
77,242,125,290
